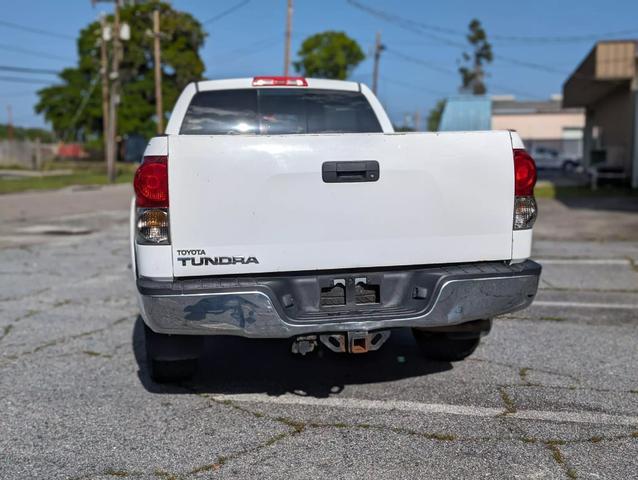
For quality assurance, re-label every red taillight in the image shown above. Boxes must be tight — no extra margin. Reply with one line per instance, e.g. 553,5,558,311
513,149,537,196
134,155,168,207
252,76,308,87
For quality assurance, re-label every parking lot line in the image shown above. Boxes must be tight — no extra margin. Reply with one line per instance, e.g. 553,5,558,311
211,394,638,427
533,300,638,310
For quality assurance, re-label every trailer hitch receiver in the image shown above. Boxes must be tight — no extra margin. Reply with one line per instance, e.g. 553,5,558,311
319,330,391,354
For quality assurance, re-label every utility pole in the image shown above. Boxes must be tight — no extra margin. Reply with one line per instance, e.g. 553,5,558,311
153,9,163,134
283,0,293,76
6,105,13,141
632,56,638,189
414,110,421,132
372,31,384,95
92,0,128,182
99,14,110,165
106,0,121,183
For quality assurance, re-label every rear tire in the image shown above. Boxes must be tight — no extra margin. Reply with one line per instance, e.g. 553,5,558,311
412,319,490,362
144,324,203,383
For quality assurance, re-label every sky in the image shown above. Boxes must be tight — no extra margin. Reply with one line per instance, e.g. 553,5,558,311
1,0,638,130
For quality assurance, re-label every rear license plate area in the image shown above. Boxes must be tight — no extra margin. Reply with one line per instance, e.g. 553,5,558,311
319,277,380,307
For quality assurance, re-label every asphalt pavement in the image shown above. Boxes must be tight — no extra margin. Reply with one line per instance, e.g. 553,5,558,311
0,184,637,479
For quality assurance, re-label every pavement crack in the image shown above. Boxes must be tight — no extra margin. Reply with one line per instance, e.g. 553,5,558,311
0,315,132,367
519,367,532,386
184,426,302,477
497,386,518,415
544,442,578,479
471,357,581,384
503,382,637,396
625,256,638,273
0,287,51,302
0,323,13,343
541,277,559,289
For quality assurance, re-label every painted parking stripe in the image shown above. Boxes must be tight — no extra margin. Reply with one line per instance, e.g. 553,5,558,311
535,258,632,265
211,394,638,427
533,300,638,310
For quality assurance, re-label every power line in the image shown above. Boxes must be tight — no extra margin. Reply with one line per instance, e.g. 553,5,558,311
0,19,75,41
380,75,449,97
386,49,544,100
346,0,576,76
490,29,638,44
0,90,40,97
346,0,466,48
209,37,282,67
347,0,463,40
0,43,74,62
385,49,457,76
203,0,251,25
0,65,59,75
347,0,638,45
65,74,100,141
0,75,52,85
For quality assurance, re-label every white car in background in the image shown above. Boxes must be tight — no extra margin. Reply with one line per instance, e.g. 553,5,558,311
531,146,580,172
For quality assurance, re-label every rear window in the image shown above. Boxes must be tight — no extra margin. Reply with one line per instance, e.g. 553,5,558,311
179,88,382,135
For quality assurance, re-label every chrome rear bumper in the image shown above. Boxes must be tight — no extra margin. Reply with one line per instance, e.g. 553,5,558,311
137,260,541,337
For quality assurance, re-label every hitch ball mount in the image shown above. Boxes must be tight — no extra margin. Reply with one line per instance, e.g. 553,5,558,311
291,330,391,355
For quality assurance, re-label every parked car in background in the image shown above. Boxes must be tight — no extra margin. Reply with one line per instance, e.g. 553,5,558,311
531,146,580,172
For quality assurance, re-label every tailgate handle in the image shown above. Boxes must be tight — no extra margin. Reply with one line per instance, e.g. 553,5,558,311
322,161,379,183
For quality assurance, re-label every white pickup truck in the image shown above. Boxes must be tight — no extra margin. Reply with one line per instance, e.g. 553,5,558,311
131,76,541,382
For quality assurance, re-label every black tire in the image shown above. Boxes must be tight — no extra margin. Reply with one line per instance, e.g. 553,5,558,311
144,324,203,383
412,329,481,362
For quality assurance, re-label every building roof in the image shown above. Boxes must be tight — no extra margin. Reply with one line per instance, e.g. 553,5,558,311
492,97,583,115
563,40,637,107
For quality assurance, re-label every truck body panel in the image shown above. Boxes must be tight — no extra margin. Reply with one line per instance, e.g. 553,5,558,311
167,130,515,277
132,78,540,357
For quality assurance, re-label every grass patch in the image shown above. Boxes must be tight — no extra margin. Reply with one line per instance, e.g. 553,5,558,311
519,367,531,384
424,432,456,441
153,470,178,480
103,468,130,477
188,462,222,474
275,416,306,433
0,324,13,341
0,163,30,170
0,162,136,194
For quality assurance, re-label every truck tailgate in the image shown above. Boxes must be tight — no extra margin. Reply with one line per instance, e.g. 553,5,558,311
168,131,515,276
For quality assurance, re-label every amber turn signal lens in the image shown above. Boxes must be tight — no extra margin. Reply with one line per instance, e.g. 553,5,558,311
137,209,169,244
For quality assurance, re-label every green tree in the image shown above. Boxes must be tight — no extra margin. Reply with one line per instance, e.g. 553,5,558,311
293,31,365,80
458,19,493,95
427,99,446,131
36,1,205,144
